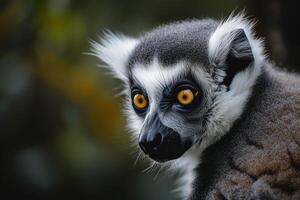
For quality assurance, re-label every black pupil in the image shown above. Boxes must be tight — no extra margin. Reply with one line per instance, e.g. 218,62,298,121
182,94,187,100
138,96,143,104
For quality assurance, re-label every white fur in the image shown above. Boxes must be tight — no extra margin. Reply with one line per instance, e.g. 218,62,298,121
200,65,261,151
171,145,201,199
132,59,188,101
90,32,139,82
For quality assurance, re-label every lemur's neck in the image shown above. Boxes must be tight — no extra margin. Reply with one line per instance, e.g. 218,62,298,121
235,65,270,119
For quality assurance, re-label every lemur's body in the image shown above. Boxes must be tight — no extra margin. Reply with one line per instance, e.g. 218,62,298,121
91,14,300,200
192,67,300,200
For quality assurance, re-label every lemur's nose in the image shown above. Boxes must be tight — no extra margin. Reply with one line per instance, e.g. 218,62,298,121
138,130,191,162
138,114,192,162
139,132,162,155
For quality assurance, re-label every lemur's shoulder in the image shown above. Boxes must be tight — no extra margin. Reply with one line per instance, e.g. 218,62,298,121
191,66,300,200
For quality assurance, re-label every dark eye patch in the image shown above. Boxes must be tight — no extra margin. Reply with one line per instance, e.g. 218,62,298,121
159,73,202,113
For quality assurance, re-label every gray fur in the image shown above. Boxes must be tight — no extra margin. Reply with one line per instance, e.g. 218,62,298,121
128,19,219,67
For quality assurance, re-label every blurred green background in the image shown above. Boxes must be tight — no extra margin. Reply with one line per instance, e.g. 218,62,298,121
0,0,299,200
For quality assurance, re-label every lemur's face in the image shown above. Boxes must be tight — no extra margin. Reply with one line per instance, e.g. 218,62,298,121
127,61,213,162
92,16,263,163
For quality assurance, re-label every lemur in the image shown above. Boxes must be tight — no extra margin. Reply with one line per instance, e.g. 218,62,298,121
91,14,300,200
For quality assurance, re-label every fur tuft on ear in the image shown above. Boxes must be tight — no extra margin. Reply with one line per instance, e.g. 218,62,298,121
90,31,139,82
208,13,264,66
208,13,265,86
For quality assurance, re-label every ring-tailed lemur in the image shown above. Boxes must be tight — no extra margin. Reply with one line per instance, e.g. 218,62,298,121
91,13,300,200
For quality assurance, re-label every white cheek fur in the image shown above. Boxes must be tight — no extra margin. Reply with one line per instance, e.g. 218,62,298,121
90,31,139,82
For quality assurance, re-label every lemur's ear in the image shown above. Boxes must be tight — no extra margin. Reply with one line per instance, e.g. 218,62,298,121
90,32,138,82
222,29,254,86
208,15,259,87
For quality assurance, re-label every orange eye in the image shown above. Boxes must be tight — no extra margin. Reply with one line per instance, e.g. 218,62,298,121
133,94,148,110
177,89,194,105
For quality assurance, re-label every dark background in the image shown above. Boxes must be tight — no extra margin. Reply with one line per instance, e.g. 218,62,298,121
0,0,299,200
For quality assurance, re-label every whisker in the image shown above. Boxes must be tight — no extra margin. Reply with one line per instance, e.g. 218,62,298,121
133,152,142,168
143,162,156,173
153,164,164,181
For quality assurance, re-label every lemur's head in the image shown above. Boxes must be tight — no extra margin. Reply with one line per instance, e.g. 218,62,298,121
91,14,264,163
